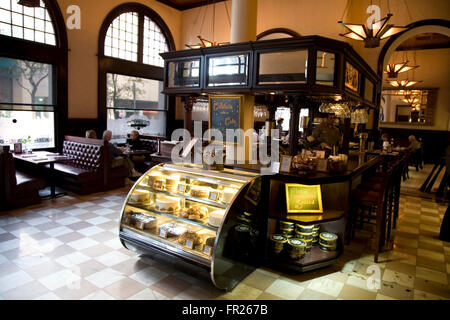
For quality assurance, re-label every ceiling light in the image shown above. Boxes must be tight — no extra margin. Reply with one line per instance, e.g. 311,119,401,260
384,61,419,78
388,79,422,88
186,35,229,49
338,13,408,48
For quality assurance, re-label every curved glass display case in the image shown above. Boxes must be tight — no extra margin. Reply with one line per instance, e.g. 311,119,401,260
118,163,264,291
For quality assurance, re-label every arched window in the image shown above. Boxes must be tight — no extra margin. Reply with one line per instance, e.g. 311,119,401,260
0,0,67,149
99,4,175,143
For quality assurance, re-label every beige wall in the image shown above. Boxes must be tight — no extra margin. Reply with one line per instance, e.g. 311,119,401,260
57,0,181,119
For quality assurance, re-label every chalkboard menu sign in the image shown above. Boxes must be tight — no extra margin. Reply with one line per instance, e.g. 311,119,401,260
285,183,323,214
209,95,242,143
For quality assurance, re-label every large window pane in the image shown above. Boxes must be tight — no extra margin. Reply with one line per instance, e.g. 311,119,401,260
143,16,168,67
0,110,55,148
104,12,138,62
106,73,164,110
0,1,56,45
207,54,248,87
168,59,200,88
0,57,53,105
107,109,166,144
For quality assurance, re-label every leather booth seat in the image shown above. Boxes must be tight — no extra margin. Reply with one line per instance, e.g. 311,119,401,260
0,146,46,211
48,136,128,195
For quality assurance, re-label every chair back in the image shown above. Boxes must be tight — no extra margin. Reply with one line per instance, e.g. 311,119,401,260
0,146,17,208
62,136,104,173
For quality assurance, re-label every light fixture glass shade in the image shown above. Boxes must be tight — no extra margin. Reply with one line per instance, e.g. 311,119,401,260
338,13,407,48
384,61,419,78
388,80,422,88
380,26,408,39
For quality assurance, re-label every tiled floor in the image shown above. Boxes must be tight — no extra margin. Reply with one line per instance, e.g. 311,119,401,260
0,166,448,300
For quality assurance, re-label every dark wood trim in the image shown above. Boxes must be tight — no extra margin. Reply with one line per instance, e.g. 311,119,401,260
156,0,227,11
256,28,301,40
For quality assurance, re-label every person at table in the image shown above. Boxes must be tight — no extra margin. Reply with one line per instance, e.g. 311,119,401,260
102,130,141,178
85,130,97,139
308,113,341,150
126,130,147,170
126,130,144,151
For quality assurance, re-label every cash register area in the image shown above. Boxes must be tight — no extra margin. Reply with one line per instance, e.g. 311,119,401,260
0,166,448,300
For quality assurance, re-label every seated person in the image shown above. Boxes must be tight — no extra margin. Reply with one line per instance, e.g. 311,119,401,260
127,130,144,150
102,130,141,178
85,129,97,139
408,135,421,151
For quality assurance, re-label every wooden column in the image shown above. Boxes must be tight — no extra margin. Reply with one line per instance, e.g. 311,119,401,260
341,117,351,155
289,96,300,156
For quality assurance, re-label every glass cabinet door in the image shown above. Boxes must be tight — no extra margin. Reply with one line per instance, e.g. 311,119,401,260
206,54,248,87
167,59,200,88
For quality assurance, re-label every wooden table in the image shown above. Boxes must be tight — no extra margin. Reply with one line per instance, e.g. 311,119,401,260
13,151,72,199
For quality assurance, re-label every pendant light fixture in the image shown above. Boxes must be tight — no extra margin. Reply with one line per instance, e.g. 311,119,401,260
388,79,422,88
338,0,408,48
388,51,421,88
384,50,419,78
185,1,230,49
384,61,419,78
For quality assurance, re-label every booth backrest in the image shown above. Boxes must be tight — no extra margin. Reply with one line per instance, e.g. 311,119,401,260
138,135,168,154
62,136,104,172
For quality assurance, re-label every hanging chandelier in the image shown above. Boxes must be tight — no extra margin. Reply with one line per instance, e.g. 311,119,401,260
185,1,231,49
384,61,419,78
402,95,420,105
186,35,229,49
388,79,422,88
338,13,408,48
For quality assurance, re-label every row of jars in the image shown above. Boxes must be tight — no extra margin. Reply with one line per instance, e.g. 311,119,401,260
270,220,338,260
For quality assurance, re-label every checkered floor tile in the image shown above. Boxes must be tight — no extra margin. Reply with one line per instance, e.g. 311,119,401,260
0,165,448,300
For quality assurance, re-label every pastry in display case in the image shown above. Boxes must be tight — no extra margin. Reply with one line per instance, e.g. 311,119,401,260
118,163,262,291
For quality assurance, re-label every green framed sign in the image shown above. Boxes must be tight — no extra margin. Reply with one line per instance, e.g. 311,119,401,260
285,183,323,214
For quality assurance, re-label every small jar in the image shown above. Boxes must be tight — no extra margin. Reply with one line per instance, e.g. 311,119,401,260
304,239,313,252
287,238,306,260
295,231,314,242
319,232,338,251
235,224,251,244
270,234,287,254
295,224,315,234
279,220,295,231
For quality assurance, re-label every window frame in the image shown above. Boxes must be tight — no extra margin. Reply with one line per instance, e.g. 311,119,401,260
98,3,175,139
0,0,67,151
